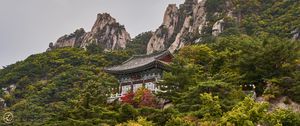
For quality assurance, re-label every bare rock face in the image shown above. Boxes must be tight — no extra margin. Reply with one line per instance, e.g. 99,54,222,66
50,13,131,51
212,19,224,36
146,0,242,54
191,0,207,33
146,0,210,54
147,4,179,54
292,29,300,40
169,16,193,53
81,13,131,50
54,28,86,48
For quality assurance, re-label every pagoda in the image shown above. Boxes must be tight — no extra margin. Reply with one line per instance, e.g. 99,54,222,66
104,50,173,99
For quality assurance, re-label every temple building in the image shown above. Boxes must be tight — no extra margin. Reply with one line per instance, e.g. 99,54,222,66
104,50,173,99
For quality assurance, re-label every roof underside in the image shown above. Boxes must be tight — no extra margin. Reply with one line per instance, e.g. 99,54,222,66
104,50,171,74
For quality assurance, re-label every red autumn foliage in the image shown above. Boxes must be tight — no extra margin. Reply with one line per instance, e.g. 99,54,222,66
138,89,156,107
120,91,135,105
120,87,157,108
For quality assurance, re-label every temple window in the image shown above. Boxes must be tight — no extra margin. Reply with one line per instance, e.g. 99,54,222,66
145,82,155,90
133,84,143,92
121,85,131,94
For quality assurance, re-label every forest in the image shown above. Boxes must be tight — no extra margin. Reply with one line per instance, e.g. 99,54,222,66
0,34,299,125
0,0,300,125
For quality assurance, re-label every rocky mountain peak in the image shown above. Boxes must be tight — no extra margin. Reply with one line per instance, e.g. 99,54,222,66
146,4,179,54
147,1,207,54
49,13,131,51
91,13,117,33
50,28,86,50
163,4,179,27
146,0,234,54
181,0,198,6
81,13,131,50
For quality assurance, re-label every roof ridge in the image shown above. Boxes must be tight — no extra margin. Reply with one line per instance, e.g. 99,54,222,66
121,50,168,64
135,50,167,57
103,50,172,74
154,50,172,60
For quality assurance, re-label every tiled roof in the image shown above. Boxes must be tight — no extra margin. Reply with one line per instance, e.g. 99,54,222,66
104,50,171,74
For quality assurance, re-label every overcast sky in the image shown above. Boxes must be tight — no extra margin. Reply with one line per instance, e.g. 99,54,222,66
0,0,183,68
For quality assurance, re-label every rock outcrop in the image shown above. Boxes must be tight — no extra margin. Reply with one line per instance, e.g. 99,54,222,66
292,29,300,40
49,0,232,54
53,28,86,48
169,16,193,53
146,0,245,54
49,13,131,51
48,0,298,54
146,0,211,54
212,19,224,36
191,0,207,34
81,13,131,50
146,4,179,54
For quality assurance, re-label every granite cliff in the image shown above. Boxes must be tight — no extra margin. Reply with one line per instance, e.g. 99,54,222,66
49,0,300,54
49,13,131,51
147,0,233,54
147,0,300,54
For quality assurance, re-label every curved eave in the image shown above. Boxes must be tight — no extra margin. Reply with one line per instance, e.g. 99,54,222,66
104,60,170,75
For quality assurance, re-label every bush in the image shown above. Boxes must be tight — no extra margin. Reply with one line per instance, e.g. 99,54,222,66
165,117,195,126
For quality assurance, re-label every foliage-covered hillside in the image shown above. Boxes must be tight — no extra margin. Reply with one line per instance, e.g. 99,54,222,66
0,48,132,125
200,0,300,41
126,31,153,55
0,0,300,125
0,34,299,125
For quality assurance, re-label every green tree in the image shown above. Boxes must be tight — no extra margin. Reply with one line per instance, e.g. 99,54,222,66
192,93,222,120
126,31,153,55
165,117,195,126
119,104,139,122
220,97,269,126
263,109,300,126
116,117,154,126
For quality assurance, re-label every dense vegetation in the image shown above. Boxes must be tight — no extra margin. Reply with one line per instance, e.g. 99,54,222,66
157,35,300,125
0,0,300,125
0,48,131,125
200,0,300,42
0,34,299,125
126,31,153,55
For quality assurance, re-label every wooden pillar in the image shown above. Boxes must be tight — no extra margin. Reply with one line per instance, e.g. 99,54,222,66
142,74,145,88
131,81,133,92
119,82,122,94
